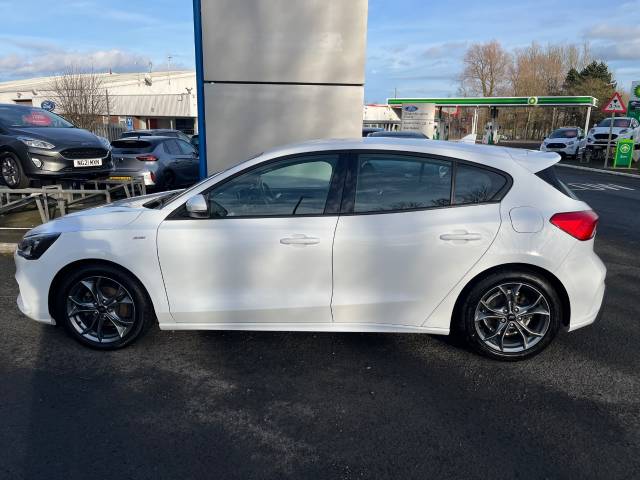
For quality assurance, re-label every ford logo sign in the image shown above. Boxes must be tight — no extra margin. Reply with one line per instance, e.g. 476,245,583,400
404,105,419,112
41,100,56,112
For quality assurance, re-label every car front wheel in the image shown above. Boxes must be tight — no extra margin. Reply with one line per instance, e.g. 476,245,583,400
54,264,153,349
1,152,30,188
460,270,561,361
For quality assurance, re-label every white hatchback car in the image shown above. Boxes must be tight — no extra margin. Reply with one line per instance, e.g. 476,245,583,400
15,139,606,360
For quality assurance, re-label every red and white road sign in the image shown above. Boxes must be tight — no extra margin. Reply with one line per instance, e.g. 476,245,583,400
602,92,627,114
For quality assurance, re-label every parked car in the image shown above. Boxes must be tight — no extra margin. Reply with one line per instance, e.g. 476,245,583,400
110,136,199,188
362,127,384,137
368,130,429,139
15,138,605,360
540,127,586,159
586,117,640,153
120,129,192,143
0,103,113,188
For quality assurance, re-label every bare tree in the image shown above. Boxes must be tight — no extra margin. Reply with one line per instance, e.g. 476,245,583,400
48,67,108,130
459,40,511,97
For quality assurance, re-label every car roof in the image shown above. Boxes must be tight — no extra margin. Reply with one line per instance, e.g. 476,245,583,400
112,136,173,143
257,138,559,174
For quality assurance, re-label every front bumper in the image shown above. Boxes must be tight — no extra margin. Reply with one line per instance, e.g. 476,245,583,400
540,144,578,156
25,148,114,180
14,250,56,324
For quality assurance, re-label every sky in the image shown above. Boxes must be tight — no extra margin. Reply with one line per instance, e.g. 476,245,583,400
0,0,638,103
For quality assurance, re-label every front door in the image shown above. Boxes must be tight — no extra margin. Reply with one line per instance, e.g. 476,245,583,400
157,153,344,326
331,152,505,328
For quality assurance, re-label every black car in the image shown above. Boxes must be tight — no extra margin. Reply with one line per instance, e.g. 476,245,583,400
0,104,113,188
120,129,191,143
367,130,429,139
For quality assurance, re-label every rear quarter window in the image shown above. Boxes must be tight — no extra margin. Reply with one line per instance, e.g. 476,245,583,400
454,164,508,204
111,140,154,153
535,166,578,199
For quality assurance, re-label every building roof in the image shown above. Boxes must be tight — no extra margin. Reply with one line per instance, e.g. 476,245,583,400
0,71,195,93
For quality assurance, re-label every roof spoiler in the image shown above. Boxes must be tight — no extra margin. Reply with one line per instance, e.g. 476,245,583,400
508,149,560,173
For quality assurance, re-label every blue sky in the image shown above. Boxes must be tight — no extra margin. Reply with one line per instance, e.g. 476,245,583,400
1,0,639,102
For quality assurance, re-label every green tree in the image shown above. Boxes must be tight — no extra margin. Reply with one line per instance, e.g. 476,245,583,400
564,61,616,124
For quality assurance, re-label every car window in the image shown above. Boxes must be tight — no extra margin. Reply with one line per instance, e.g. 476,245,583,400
177,139,195,155
206,155,338,217
454,164,507,205
354,154,452,213
164,139,181,155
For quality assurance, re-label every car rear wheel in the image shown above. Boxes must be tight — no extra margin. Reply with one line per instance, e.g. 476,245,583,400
460,270,561,361
54,264,153,349
1,152,30,188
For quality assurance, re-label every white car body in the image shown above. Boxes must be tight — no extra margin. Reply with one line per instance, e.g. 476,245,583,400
540,127,587,157
587,116,640,151
15,139,606,343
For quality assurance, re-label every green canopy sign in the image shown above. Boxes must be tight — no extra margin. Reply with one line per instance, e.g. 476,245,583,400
613,139,634,168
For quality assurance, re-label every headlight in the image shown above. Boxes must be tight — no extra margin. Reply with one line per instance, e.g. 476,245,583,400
567,140,575,145
589,129,596,134
17,136,55,150
17,233,60,260
619,129,629,135
97,136,112,150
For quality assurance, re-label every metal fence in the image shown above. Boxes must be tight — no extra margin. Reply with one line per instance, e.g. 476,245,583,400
90,124,127,141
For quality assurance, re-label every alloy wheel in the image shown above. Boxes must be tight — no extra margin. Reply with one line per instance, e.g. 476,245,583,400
1,157,20,187
474,282,551,353
66,276,136,344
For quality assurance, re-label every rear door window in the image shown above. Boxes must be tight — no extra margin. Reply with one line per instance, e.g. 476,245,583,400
164,139,181,155
177,139,196,155
354,154,452,213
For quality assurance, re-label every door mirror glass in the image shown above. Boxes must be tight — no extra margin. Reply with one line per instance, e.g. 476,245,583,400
185,194,209,218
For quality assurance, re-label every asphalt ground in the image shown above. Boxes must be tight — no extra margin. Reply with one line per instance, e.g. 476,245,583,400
0,167,639,479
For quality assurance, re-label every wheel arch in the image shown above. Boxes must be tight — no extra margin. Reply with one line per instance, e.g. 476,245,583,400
452,262,571,329
48,258,156,320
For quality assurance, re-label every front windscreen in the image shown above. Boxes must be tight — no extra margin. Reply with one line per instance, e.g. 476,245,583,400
597,118,631,128
550,129,577,138
0,106,74,128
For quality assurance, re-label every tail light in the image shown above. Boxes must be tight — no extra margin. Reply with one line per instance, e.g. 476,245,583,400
136,154,158,162
550,210,599,240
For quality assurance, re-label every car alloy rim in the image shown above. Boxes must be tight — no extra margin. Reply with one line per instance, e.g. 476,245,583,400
66,276,136,343
474,282,551,353
1,157,19,186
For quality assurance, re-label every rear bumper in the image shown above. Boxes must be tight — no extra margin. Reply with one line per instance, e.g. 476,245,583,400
554,239,607,332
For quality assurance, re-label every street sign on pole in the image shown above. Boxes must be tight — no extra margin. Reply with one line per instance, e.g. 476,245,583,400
602,92,627,114
602,92,627,167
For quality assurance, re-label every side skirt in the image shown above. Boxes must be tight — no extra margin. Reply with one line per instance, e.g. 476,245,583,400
157,321,450,335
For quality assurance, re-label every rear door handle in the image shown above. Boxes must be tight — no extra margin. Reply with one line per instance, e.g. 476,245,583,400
280,234,320,246
439,231,482,242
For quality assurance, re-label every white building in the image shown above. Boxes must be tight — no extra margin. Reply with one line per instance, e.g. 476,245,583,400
0,71,198,133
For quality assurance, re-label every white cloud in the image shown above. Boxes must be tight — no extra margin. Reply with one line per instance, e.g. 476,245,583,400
0,48,153,79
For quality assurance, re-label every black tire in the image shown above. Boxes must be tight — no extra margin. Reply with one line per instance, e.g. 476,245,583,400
459,269,561,361
0,151,30,188
53,263,154,349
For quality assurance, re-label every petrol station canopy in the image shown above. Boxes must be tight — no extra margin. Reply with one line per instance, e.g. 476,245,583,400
388,96,598,107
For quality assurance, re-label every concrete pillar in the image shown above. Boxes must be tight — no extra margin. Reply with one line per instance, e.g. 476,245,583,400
193,0,368,175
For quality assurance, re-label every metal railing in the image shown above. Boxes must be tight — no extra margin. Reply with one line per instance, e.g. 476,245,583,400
0,177,146,224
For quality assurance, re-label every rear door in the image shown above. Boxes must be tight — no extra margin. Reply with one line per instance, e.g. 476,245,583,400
176,139,200,185
331,152,508,328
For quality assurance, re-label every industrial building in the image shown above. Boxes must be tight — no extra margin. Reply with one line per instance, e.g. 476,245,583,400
0,70,198,134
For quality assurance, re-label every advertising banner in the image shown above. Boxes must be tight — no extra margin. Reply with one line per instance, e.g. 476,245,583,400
629,81,640,122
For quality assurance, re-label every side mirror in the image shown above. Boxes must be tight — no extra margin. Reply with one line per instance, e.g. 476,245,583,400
185,194,209,219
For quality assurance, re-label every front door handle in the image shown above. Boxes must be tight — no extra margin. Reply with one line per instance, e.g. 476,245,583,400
280,234,320,246
439,231,482,242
